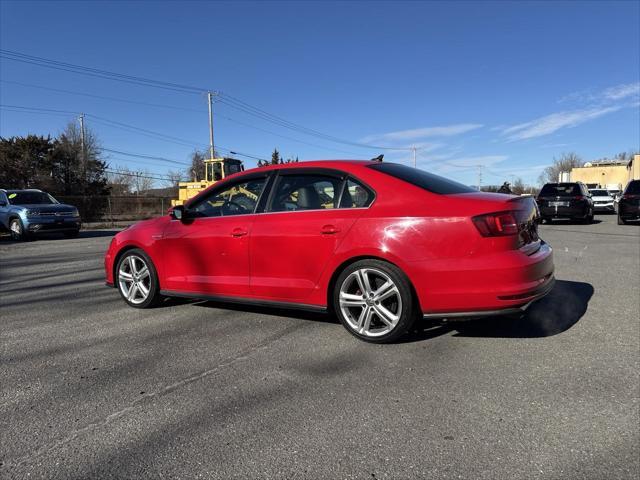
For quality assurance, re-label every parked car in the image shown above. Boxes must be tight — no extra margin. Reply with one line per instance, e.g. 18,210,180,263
536,182,594,223
617,180,640,225
105,161,554,343
589,189,615,213
0,189,81,240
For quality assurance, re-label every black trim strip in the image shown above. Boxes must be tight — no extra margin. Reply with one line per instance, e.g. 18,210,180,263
159,289,327,313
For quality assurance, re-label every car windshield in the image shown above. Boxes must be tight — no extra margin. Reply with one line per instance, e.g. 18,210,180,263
539,184,581,197
7,191,58,205
625,181,640,195
590,190,610,197
368,162,475,194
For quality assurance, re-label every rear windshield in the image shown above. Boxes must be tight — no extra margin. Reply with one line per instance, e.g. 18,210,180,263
539,184,582,197
368,163,475,194
7,191,58,205
589,190,610,196
625,180,640,195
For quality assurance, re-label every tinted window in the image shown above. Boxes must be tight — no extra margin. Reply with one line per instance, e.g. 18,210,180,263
539,184,582,197
625,180,640,195
190,177,266,217
590,190,610,196
271,175,342,211
7,191,58,205
368,163,475,194
340,178,374,208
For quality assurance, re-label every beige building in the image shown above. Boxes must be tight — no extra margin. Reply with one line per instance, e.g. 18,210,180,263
571,154,640,189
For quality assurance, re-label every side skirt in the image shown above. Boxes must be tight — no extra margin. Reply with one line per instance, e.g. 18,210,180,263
159,289,328,313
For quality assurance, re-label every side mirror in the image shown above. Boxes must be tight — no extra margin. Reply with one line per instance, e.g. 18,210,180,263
171,205,185,221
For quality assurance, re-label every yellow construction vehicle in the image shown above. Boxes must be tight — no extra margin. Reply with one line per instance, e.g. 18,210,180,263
171,157,244,206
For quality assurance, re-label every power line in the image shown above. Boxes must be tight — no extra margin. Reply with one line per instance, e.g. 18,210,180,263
100,147,190,166
0,49,205,94
1,49,411,152
0,103,269,162
0,80,204,113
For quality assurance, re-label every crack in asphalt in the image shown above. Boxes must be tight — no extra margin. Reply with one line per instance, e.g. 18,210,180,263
4,322,306,470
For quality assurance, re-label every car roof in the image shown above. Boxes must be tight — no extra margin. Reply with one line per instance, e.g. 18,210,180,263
2,189,43,193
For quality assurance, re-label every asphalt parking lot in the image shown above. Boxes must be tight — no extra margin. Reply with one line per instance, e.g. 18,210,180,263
1,215,638,479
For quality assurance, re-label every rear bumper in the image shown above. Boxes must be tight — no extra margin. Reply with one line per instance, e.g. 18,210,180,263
619,203,640,219
423,275,555,319
409,241,555,315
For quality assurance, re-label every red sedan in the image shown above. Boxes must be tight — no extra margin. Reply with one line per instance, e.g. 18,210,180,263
105,160,554,343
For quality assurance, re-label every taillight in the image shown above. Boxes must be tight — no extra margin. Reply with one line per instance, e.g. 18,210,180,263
472,211,519,237
573,195,584,200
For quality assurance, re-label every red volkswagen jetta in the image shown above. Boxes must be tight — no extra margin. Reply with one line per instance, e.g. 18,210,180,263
105,161,554,343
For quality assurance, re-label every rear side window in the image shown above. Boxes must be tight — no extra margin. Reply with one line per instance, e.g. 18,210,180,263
340,178,374,208
368,163,475,194
539,183,582,197
625,180,640,195
270,175,342,212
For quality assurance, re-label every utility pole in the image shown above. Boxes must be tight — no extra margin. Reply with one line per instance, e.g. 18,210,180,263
207,91,216,160
78,113,86,183
476,164,483,191
412,145,417,168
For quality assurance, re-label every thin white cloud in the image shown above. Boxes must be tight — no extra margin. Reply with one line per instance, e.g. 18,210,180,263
602,82,640,101
362,123,482,143
502,106,620,141
429,155,508,173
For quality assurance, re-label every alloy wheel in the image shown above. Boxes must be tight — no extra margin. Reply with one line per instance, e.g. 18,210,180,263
338,267,403,338
118,255,152,305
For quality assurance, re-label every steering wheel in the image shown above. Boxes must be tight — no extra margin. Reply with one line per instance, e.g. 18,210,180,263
221,200,247,215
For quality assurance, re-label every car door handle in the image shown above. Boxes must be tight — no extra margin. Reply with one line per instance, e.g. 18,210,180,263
321,224,340,235
231,228,248,237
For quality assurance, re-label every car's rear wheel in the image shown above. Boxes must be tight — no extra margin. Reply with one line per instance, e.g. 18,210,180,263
9,218,28,241
333,259,417,343
63,229,80,238
116,249,162,308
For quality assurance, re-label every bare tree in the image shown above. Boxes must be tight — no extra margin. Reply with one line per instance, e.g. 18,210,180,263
538,152,583,185
106,166,134,195
188,150,207,180
512,177,527,195
163,169,184,188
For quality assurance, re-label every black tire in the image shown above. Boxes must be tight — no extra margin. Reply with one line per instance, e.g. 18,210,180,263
9,218,28,241
115,248,162,308
618,214,627,225
332,259,418,343
581,211,594,224
63,229,80,238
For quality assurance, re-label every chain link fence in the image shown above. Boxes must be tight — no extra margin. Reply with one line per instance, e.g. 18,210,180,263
56,196,173,224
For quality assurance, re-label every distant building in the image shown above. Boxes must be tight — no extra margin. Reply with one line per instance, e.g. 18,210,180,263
570,154,640,189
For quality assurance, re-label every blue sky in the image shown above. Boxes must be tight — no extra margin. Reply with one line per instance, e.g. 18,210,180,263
1,0,639,187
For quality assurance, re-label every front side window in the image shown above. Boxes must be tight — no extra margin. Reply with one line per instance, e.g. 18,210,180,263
625,180,640,195
271,175,342,212
190,177,267,217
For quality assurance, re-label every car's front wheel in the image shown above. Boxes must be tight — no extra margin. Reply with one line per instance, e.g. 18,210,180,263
116,249,162,308
9,218,28,241
333,259,417,343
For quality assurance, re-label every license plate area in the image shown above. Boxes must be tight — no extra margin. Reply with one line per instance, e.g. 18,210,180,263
549,201,568,207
